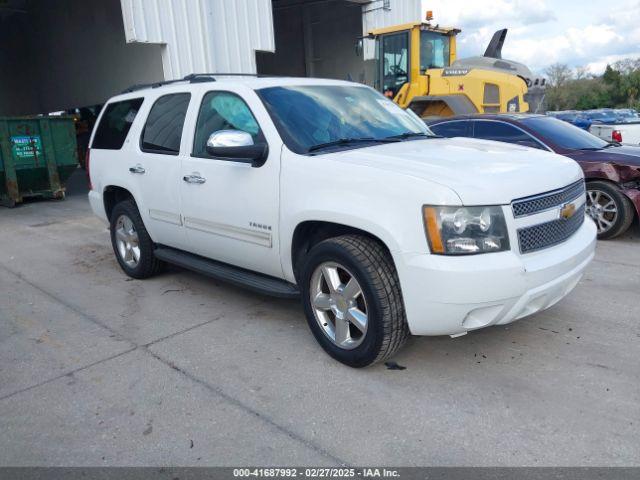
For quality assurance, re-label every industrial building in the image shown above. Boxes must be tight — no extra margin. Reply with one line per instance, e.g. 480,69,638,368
0,0,421,116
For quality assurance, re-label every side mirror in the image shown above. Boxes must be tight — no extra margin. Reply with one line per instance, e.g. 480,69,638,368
205,130,268,167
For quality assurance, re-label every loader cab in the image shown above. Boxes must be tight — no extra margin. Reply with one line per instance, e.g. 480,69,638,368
372,23,458,99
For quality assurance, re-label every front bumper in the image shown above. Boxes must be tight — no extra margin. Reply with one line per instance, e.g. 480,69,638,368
396,219,597,336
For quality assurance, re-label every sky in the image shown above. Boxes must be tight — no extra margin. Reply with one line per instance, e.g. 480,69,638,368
421,0,640,74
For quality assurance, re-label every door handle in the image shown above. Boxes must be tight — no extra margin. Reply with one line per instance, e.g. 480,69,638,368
129,165,146,174
183,174,206,184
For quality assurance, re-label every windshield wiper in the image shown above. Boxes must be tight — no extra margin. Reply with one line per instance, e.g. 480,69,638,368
307,137,395,153
385,131,434,140
575,142,620,151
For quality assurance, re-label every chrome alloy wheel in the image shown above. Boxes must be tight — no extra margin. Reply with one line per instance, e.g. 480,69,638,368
114,214,141,268
309,262,368,350
586,189,618,234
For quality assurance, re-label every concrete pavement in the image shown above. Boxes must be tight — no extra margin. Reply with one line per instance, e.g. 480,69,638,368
0,172,638,466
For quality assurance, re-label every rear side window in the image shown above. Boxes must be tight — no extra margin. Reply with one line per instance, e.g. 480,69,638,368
141,93,191,155
473,121,546,149
429,121,471,138
92,98,144,150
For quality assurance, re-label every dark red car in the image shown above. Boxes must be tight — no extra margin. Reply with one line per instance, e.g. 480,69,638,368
426,114,640,239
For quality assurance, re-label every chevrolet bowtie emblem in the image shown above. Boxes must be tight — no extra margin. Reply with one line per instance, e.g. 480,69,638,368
560,203,576,220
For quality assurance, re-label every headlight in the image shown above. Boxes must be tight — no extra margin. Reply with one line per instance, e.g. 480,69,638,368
423,205,510,255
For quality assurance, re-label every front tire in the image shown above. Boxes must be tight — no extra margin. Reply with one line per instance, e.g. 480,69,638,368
109,199,163,279
300,235,409,367
586,181,634,239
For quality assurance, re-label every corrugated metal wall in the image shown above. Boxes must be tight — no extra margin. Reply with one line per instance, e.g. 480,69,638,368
361,0,421,59
120,0,276,79
120,0,420,79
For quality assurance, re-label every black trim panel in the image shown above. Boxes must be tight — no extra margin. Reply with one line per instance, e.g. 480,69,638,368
154,246,299,299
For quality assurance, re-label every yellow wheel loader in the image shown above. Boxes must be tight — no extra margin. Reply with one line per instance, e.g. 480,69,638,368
368,14,545,117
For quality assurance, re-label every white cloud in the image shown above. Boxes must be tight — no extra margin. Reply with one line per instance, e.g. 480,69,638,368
502,24,625,72
586,52,640,74
421,0,640,74
424,0,555,30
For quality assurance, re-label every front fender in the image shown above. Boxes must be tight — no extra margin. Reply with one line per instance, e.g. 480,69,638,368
279,152,462,282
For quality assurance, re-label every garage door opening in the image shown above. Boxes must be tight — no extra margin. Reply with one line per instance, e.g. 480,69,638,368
0,0,163,117
257,0,372,84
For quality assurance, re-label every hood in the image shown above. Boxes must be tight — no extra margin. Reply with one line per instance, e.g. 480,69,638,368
333,137,583,205
564,146,640,183
451,56,539,88
566,146,640,167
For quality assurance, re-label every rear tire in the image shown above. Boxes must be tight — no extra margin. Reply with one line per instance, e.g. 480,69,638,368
300,234,409,368
586,181,634,239
109,199,163,279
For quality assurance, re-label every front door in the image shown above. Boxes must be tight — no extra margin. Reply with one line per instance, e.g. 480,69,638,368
179,89,283,278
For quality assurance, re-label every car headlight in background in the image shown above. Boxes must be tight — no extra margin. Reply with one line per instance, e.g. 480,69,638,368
423,205,510,255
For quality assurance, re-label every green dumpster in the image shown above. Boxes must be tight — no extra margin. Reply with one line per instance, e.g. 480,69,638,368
0,116,79,207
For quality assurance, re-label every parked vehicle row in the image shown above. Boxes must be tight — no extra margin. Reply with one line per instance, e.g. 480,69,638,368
547,108,640,145
548,108,639,128
427,114,640,238
546,110,592,130
87,75,596,367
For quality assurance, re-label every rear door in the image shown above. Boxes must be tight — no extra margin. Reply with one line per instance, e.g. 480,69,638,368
179,88,283,278
132,92,192,249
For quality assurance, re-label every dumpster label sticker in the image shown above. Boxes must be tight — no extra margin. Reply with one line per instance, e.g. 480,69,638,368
11,135,43,159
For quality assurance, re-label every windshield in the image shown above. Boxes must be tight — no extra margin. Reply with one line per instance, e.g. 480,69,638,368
257,85,432,154
522,116,609,150
420,31,450,70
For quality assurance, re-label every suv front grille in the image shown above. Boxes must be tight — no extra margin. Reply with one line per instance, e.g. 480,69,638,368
512,180,585,218
518,204,585,254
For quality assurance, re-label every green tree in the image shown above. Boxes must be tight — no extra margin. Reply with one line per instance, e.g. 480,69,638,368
542,60,640,111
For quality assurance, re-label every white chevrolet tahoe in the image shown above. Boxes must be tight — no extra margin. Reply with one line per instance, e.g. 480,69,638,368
87,75,597,367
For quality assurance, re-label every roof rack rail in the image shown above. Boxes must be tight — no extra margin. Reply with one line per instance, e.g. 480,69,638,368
121,78,186,94
185,72,259,78
121,73,262,94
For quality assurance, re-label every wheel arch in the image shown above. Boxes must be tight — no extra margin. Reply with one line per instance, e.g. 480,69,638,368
585,178,637,237
407,95,479,118
289,220,396,284
103,185,136,221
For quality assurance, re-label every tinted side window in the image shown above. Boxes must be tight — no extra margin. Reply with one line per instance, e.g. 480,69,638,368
193,91,263,158
92,98,144,150
430,121,471,138
473,121,545,149
141,93,191,155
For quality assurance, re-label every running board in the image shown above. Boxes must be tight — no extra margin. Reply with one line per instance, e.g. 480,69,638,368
154,246,300,299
